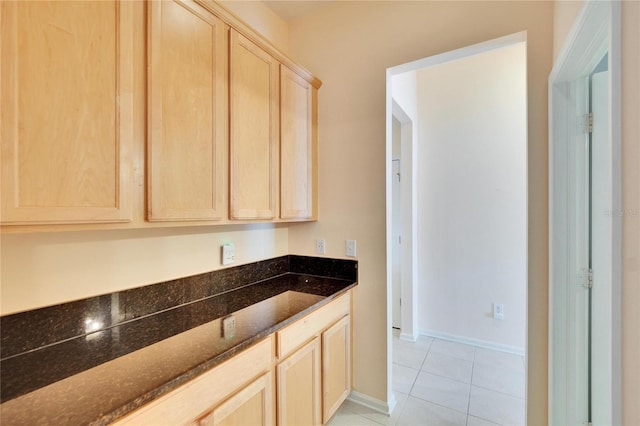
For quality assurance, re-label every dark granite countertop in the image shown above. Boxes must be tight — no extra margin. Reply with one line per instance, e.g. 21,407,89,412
0,256,357,426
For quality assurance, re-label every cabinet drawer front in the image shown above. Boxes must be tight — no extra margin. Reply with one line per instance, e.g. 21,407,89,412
113,337,273,425
198,372,274,426
276,292,349,359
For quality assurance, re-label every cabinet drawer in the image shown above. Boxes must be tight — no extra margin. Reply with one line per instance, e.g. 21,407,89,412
276,292,349,359
113,336,273,425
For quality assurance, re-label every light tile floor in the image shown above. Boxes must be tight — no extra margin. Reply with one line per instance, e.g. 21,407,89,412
327,330,525,426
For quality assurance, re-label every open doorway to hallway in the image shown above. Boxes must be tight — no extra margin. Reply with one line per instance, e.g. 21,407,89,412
384,32,528,425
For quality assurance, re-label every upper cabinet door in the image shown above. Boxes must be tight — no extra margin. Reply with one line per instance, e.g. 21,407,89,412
0,1,133,225
280,66,317,220
229,31,279,220
147,0,228,221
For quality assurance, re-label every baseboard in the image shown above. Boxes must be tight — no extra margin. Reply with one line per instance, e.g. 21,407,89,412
419,329,525,356
347,390,395,415
399,332,417,342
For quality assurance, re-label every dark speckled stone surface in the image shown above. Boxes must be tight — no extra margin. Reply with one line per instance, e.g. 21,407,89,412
0,256,357,425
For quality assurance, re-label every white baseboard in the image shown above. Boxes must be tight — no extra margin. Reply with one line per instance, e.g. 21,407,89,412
347,390,395,415
419,329,525,356
399,332,417,342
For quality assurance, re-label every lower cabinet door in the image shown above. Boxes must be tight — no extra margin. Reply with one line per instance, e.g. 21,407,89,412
199,372,274,426
322,315,351,423
277,338,321,426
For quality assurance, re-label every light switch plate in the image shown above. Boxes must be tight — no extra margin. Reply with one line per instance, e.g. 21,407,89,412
346,240,357,257
222,243,235,265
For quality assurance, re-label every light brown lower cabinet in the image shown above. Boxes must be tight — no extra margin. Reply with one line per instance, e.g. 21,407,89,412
277,338,321,426
111,292,352,426
276,292,352,425
112,337,273,425
322,315,351,423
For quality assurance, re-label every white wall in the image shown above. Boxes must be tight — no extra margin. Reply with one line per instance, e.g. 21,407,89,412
285,2,553,421
416,43,527,351
391,71,418,121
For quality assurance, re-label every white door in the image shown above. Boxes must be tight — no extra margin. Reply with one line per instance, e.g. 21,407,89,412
569,76,591,426
590,69,612,425
392,158,401,329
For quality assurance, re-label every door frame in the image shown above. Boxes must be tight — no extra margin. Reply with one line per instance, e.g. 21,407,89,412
548,1,622,424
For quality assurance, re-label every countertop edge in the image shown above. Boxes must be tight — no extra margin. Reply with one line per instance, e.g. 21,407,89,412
95,282,357,425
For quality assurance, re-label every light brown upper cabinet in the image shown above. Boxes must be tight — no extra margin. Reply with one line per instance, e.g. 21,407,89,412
229,31,279,220
147,0,227,221
280,66,317,220
0,1,134,225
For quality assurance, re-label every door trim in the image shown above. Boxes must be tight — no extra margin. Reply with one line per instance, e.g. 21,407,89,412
548,1,622,424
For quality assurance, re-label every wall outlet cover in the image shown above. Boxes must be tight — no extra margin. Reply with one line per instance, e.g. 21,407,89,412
222,315,236,339
493,303,505,320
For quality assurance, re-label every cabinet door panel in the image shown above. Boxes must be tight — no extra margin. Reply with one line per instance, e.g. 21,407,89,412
277,338,321,426
322,315,351,423
229,31,278,220
280,66,316,220
147,0,227,221
0,1,133,224
199,372,274,426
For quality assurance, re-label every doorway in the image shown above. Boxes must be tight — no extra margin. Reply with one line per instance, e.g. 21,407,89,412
549,2,621,424
385,32,529,419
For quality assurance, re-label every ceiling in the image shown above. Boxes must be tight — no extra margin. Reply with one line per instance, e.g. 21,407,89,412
263,1,335,22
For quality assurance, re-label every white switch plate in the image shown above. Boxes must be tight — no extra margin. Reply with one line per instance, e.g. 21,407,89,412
346,240,356,257
316,239,326,254
222,315,236,339
222,243,235,265
493,303,504,320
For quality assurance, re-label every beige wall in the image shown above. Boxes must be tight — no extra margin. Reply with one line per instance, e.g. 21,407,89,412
217,0,290,54
0,2,292,316
620,2,640,424
0,225,288,314
553,1,640,423
286,2,553,423
553,0,583,61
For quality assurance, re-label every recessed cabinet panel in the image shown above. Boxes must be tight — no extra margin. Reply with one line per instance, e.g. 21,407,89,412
147,0,227,221
322,315,351,423
280,66,316,220
277,338,321,426
0,1,133,224
229,31,279,220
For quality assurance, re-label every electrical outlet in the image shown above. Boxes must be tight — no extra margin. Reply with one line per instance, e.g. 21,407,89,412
316,239,326,254
222,315,236,339
346,240,357,257
493,303,504,320
222,243,235,265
